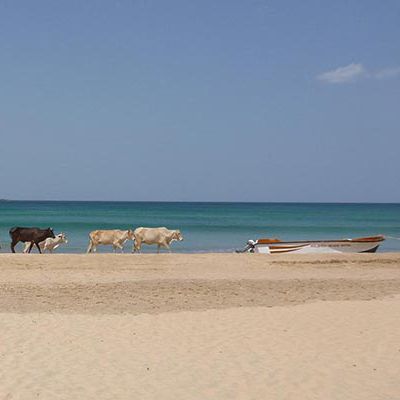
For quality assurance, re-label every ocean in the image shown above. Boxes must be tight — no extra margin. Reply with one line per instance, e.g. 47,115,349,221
0,201,399,253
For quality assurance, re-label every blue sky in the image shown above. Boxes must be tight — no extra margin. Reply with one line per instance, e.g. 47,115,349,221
1,0,399,202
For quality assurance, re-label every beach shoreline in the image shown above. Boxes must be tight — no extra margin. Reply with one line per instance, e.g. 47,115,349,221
1,253,400,314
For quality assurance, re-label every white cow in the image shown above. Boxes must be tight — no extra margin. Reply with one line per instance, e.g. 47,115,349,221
23,232,68,253
132,227,183,253
87,229,134,253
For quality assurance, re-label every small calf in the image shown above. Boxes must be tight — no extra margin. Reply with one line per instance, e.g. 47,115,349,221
23,233,68,253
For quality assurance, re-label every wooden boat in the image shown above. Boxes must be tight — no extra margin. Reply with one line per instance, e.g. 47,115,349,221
238,235,385,254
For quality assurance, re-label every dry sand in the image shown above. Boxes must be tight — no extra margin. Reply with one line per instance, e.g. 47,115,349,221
1,253,400,399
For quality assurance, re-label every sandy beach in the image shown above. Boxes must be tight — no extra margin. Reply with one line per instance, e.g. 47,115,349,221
1,253,400,399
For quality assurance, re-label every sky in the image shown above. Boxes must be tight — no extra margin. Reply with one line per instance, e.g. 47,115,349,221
0,0,399,202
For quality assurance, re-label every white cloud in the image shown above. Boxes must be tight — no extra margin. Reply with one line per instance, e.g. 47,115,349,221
375,67,400,79
317,63,366,84
317,63,400,84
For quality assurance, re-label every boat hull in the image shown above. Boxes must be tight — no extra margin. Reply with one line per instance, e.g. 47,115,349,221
253,236,384,254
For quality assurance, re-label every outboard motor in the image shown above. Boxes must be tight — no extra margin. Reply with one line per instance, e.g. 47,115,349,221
235,239,256,253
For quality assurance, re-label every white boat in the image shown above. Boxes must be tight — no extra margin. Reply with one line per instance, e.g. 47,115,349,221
238,235,385,254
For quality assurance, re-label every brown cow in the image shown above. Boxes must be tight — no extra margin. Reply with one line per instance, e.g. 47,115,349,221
9,227,55,254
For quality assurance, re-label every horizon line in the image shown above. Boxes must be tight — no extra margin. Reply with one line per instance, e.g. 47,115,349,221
1,199,400,205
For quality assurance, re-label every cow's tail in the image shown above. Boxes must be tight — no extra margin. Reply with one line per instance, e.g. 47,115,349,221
9,227,18,237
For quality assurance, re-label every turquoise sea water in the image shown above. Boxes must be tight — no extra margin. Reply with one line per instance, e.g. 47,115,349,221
0,201,399,253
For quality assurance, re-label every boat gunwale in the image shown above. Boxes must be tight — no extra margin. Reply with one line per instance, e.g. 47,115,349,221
256,235,385,246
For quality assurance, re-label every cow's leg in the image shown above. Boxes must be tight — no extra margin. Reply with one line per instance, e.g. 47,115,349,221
35,242,42,254
133,239,141,253
157,242,170,253
113,241,124,253
160,241,171,253
87,240,93,253
23,242,31,253
27,242,34,253
11,240,19,253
